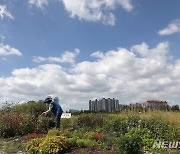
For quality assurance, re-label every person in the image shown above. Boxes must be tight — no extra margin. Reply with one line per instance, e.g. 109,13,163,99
41,97,63,129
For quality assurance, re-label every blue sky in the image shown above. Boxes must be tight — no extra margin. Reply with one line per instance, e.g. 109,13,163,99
0,0,180,110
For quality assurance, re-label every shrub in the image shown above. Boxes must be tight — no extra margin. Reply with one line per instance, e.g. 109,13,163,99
139,117,170,140
117,131,142,154
68,137,77,147
36,116,55,133
168,124,180,141
117,127,156,153
61,117,78,129
25,138,43,153
26,135,68,153
77,114,106,129
47,128,61,136
11,102,47,117
76,139,92,148
128,127,154,150
104,116,127,133
84,131,96,140
68,138,96,148
0,112,35,137
104,115,140,134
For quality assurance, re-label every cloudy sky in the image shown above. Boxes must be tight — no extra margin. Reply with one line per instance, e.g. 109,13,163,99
0,0,180,110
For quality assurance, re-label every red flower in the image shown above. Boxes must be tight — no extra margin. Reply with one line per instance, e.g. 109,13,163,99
95,133,103,140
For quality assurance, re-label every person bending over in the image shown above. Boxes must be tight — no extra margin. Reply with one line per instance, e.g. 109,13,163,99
41,97,63,129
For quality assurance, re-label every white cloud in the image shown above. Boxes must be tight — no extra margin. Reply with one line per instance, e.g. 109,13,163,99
91,51,105,59
0,5,14,19
158,19,180,36
28,0,49,9
0,43,22,56
131,42,169,58
61,0,133,25
2,42,180,111
33,48,79,64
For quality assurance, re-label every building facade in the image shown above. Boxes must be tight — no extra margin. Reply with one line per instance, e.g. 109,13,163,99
142,100,168,110
89,98,119,112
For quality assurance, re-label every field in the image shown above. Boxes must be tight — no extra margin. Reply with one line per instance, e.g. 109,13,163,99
0,102,180,154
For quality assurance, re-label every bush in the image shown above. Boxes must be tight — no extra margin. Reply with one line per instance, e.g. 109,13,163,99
104,115,140,134
25,138,43,153
139,117,170,140
168,124,180,141
26,135,68,153
77,114,106,129
117,127,156,153
4,102,47,118
36,116,55,133
47,128,61,136
76,139,93,148
0,112,35,137
117,131,142,154
68,138,96,148
104,116,127,133
128,127,154,150
84,131,96,140
61,117,78,129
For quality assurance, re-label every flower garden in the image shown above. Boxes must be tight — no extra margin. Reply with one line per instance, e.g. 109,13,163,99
0,102,180,153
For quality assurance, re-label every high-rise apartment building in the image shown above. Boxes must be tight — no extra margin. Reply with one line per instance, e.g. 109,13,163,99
89,98,119,112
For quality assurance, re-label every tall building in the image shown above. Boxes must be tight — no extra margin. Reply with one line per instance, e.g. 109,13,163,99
89,98,119,112
142,100,168,110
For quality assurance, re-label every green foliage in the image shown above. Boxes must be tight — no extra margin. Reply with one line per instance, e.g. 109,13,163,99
77,114,106,129
104,115,140,134
47,128,62,136
61,117,78,129
0,102,50,138
26,135,68,153
47,128,97,149
76,139,93,148
168,124,180,141
84,131,96,140
36,116,55,133
104,116,127,133
68,138,96,148
117,131,142,154
128,127,155,150
139,117,170,140
68,137,77,147
11,102,47,117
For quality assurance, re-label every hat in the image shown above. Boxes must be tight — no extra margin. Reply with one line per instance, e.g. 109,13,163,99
44,97,52,104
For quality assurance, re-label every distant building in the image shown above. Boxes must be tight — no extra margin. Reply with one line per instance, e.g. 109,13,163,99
142,100,168,110
89,98,119,112
130,103,143,109
69,109,80,113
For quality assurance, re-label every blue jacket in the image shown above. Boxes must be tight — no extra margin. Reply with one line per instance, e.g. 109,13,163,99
49,101,63,116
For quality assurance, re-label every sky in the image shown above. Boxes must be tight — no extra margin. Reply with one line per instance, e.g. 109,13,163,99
0,0,180,110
